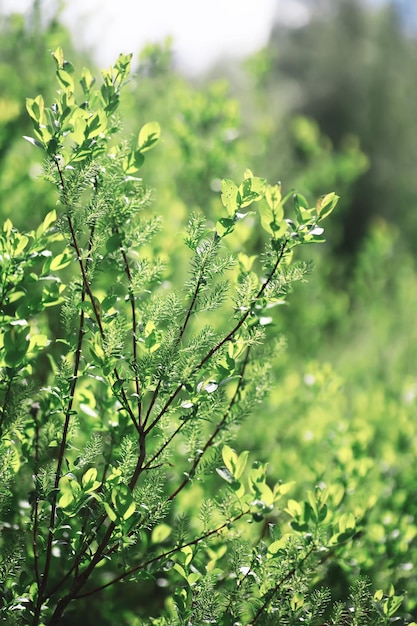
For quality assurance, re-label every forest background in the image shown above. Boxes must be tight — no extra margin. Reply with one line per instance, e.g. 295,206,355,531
1,0,417,623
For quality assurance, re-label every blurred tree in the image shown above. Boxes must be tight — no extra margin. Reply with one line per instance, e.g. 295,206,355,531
260,0,417,254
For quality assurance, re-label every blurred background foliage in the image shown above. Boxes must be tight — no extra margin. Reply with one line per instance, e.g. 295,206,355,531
1,0,417,620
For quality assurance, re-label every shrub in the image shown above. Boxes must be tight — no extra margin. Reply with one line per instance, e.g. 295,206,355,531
0,49,412,626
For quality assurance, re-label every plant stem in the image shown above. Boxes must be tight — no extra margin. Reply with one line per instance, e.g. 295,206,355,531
33,280,87,623
251,542,316,623
168,346,251,501
46,430,147,625
145,240,288,436
143,269,207,430
74,508,250,599
119,241,142,426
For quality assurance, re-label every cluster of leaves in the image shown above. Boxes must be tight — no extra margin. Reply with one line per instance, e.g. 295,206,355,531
2,48,408,626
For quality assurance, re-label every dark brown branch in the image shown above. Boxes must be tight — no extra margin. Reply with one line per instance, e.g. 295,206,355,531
74,507,251,599
252,542,316,624
168,346,251,501
144,240,288,437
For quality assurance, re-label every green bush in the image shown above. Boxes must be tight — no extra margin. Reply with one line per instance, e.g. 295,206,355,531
1,49,415,626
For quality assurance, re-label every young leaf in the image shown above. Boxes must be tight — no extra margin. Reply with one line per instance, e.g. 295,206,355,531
52,47,65,69
221,179,239,216
237,176,266,208
26,95,45,124
80,67,95,94
293,193,315,224
235,450,249,480
265,183,282,211
137,121,161,152
23,135,44,150
316,192,339,220
222,445,238,475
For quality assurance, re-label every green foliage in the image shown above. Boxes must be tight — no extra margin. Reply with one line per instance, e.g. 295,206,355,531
1,8,417,624
0,49,373,626
0,1,84,230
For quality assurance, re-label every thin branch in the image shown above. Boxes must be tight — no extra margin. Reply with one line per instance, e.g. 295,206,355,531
34,274,87,617
144,240,288,437
142,419,188,471
168,346,251,501
54,158,105,338
47,438,147,624
143,270,206,430
0,373,14,437
119,241,142,426
223,548,259,618
32,404,41,589
74,507,251,599
56,160,140,434
251,542,316,624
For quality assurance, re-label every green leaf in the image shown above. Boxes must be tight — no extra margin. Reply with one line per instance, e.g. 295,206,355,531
252,482,274,507
382,592,404,617
187,572,201,585
216,216,235,237
23,135,44,150
173,563,187,580
26,95,45,124
180,545,193,566
265,183,282,211
133,150,145,168
293,193,315,224
111,484,136,520
7,291,26,304
52,47,65,69
3,325,30,367
122,501,136,520
316,192,339,220
50,252,72,271
58,490,75,509
221,179,239,216
290,592,304,611
13,234,29,255
80,67,95,94
151,523,172,543
123,150,145,174
237,253,257,272
237,175,266,208
86,110,107,139
273,481,295,499
285,499,302,518
71,113,88,145
137,121,161,152
103,502,118,522
222,445,238,475
58,476,82,514
36,210,57,238
235,450,249,479
82,468,101,492
259,201,287,237
374,589,384,602
338,512,356,533
268,535,291,555
56,69,75,92
28,333,49,353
